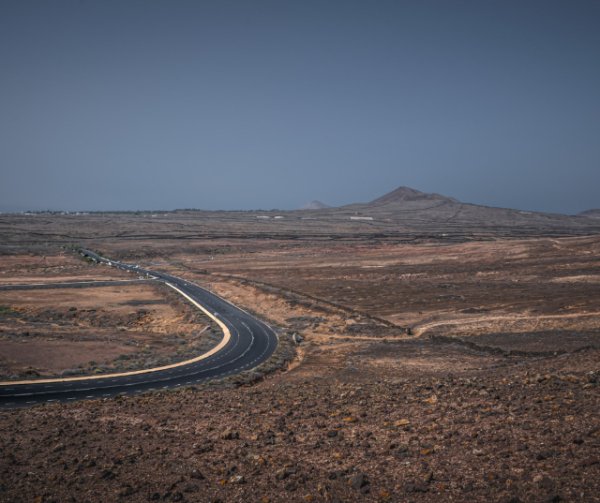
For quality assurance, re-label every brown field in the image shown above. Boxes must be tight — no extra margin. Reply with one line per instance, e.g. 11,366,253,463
0,251,131,285
0,213,598,502
0,281,220,380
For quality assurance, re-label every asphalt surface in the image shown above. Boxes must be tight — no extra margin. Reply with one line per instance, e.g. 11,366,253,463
0,250,278,408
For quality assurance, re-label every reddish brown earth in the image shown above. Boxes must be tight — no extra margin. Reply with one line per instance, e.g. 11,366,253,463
0,252,130,285
0,281,220,380
0,232,599,502
0,341,598,503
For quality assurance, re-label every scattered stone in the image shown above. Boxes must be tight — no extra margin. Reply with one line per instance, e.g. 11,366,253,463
221,429,239,440
100,469,115,480
579,457,599,467
190,469,204,480
349,473,370,493
535,450,555,461
423,471,434,484
405,481,429,493
118,484,136,497
276,467,296,480
284,481,297,492
536,476,554,490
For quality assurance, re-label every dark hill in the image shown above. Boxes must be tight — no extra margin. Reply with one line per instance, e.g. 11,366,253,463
369,186,457,205
319,185,600,236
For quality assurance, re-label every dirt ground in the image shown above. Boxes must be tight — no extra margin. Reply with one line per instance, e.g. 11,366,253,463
0,252,131,285
0,234,599,502
151,236,600,354
0,281,220,380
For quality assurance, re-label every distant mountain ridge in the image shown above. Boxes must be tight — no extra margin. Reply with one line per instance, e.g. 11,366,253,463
3,185,599,240
301,200,331,210
304,185,600,234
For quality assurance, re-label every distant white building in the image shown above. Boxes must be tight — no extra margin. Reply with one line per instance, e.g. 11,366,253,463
350,216,374,221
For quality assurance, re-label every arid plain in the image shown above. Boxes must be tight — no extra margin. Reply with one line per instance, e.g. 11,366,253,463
0,189,599,502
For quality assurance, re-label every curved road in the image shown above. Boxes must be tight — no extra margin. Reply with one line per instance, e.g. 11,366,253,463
0,250,278,408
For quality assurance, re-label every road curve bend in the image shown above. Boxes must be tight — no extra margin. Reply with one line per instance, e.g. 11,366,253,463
0,250,278,409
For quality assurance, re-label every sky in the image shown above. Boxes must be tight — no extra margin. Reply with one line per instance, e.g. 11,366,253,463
1,1,599,214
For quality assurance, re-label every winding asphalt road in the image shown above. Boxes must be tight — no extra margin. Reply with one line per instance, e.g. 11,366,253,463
0,250,278,409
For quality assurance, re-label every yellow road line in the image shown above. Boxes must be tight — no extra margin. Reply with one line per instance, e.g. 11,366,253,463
0,282,231,386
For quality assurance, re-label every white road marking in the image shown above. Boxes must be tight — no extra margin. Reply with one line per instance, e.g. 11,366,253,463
0,257,278,406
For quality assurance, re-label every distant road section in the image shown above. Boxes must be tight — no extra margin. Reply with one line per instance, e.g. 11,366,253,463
0,279,155,291
0,250,278,408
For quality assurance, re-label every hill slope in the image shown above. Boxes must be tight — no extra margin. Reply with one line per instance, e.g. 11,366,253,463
579,209,600,219
301,200,331,210
369,186,457,205
313,185,600,235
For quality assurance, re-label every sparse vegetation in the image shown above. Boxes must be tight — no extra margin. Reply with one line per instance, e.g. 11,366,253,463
0,282,222,380
0,305,16,316
0,210,598,502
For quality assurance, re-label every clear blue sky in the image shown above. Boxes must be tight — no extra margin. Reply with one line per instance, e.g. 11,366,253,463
1,0,599,213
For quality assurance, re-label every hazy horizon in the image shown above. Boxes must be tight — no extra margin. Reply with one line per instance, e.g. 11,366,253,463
0,183,596,216
1,1,599,214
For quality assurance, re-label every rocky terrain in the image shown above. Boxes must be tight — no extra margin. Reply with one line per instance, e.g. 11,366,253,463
0,336,598,502
1,187,600,253
0,207,598,502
